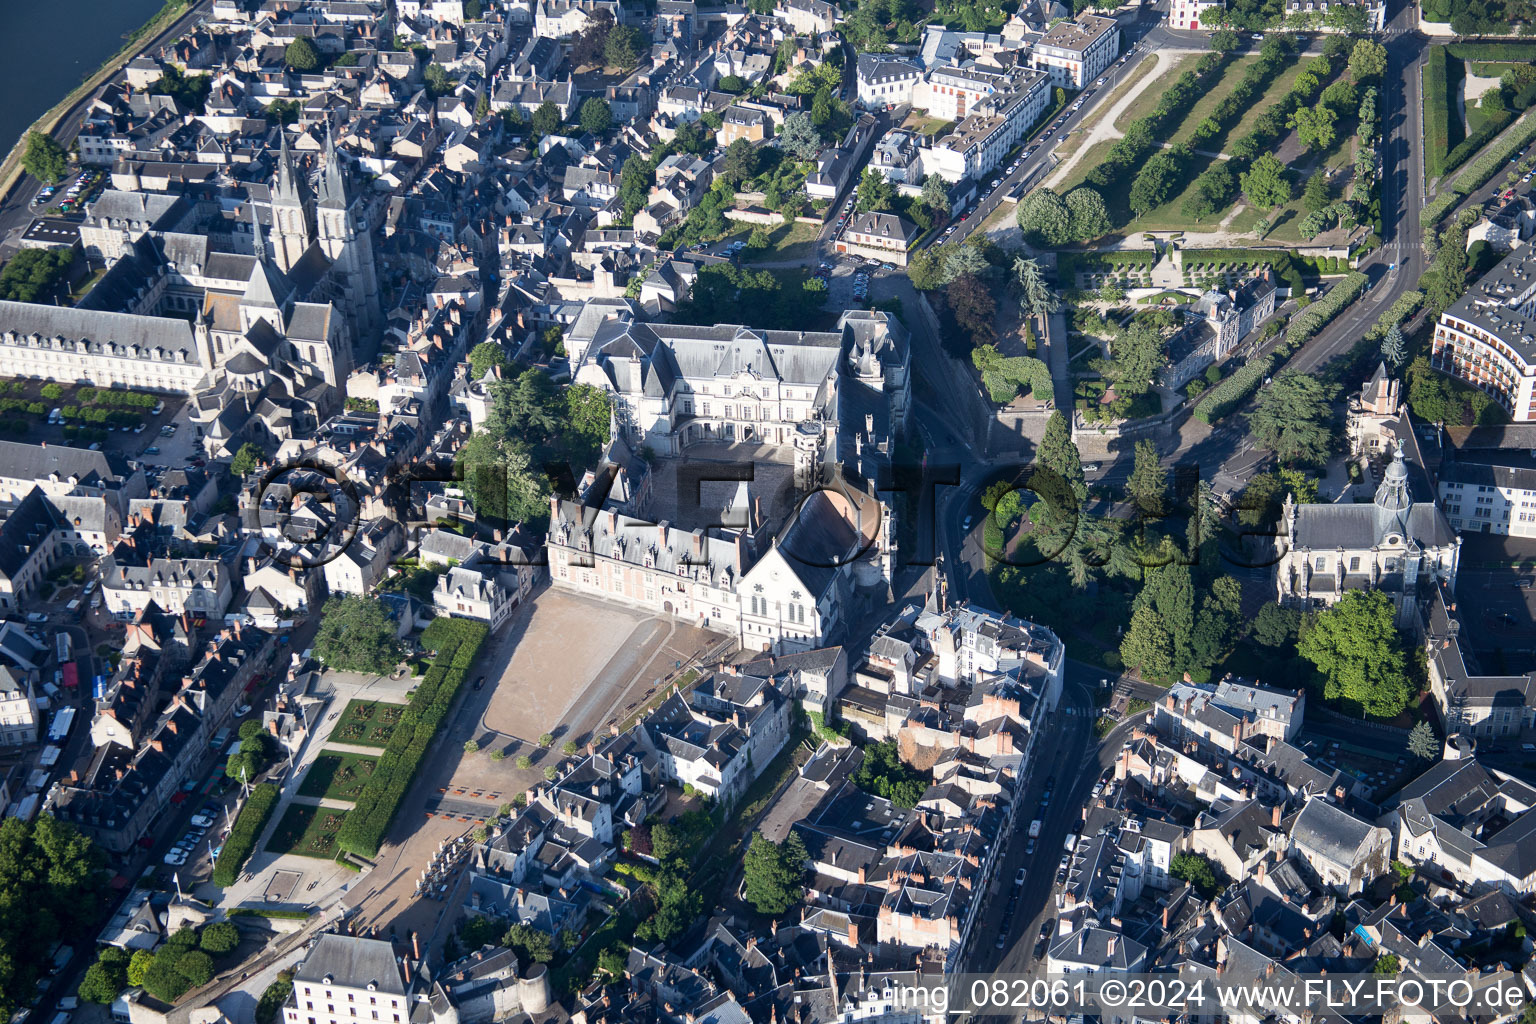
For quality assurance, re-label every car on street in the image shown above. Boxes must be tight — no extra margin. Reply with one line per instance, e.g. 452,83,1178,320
163,850,188,866
1515,579,1532,589
190,813,216,829
1014,868,1027,886
144,446,160,455
1096,77,1106,86
990,179,1001,188
234,703,252,717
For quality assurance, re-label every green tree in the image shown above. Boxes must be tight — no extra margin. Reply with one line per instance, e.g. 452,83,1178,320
1248,371,1339,466
176,951,214,987
1097,322,1162,398
501,924,554,963
922,173,950,213
856,166,895,212
1037,411,1085,503
0,249,74,303
1011,256,1058,320
515,755,533,770
285,37,322,71
1128,152,1179,216
1127,439,1166,516
1380,323,1407,371
312,596,406,674
778,112,821,160
1298,590,1412,717
200,922,239,956
264,99,302,125
424,64,457,98
723,138,760,186
128,950,156,988
469,341,508,379
79,954,127,1004
531,101,562,136
565,383,613,466
1349,39,1388,83
538,732,554,747
1240,154,1292,209
596,947,628,980
1171,852,1222,897
1408,721,1439,759
1375,953,1402,975
1237,468,1319,527
256,972,294,1024
742,831,808,915
852,740,927,807
23,131,69,184
580,97,613,134
1015,187,1072,246
456,431,550,523
1302,173,1332,214
1288,104,1337,152
1252,603,1301,647
1064,187,1111,241
229,442,264,478
1121,604,1173,682
604,25,644,70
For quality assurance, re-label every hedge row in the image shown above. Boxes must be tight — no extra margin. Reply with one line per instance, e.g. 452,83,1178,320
1444,103,1516,180
1194,354,1275,423
334,618,488,858
1366,290,1425,340
212,783,280,887
1284,271,1369,348
1445,42,1536,61
1422,111,1536,226
228,906,315,919
1426,47,1453,179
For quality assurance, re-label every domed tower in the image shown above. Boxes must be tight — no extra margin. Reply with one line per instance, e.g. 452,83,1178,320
315,127,382,339
1374,439,1413,543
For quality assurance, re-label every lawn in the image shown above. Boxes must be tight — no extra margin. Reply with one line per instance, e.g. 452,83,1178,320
297,750,380,803
1051,57,1166,168
901,111,955,138
1113,55,1197,132
729,220,822,263
331,699,403,748
1060,139,1118,192
1171,56,1262,146
266,803,348,859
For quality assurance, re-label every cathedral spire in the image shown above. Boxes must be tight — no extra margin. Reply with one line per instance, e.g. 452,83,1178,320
275,129,300,206
250,201,266,261
318,124,347,210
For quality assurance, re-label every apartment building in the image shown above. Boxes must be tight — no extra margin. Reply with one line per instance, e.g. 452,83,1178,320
923,69,1051,182
1031,13,1120,89
836,211,920,265
0,667,39,747
1431,247,1536,421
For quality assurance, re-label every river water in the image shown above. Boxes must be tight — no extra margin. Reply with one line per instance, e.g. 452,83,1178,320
0,0,170,157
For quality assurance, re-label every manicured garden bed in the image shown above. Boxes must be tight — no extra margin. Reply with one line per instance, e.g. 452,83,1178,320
331,699,404,748
297,749,380,802
266,803,348,859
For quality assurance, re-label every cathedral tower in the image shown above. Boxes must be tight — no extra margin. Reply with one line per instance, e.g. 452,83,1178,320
315,128,383,341
270,131,312,274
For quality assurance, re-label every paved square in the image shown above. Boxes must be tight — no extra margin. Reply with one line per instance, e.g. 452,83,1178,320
480,589,651,741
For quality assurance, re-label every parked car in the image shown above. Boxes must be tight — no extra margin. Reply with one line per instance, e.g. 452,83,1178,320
144,446,160,455
234,703,252,717
1014,868,1027,886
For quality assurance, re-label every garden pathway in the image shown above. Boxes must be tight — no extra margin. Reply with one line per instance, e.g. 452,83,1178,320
1042,51,1175,191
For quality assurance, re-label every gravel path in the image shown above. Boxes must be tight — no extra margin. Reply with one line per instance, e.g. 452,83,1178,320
1042,51,1174,192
